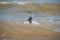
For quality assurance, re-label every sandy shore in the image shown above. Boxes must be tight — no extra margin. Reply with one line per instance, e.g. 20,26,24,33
0,20,60,40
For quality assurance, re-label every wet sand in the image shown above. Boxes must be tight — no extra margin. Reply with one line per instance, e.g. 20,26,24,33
0,20,60,40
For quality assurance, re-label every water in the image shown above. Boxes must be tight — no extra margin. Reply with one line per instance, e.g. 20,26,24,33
0,5,60,23
0,0,60,3
0,4,60,40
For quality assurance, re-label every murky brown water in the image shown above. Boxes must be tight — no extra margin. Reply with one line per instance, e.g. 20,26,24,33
0,20,60,40
0,4,60,40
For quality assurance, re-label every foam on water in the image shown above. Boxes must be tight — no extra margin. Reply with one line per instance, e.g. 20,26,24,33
0,2,29,4
24,20,40,25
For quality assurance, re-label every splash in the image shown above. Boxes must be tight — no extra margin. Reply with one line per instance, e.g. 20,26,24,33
24,20,40,25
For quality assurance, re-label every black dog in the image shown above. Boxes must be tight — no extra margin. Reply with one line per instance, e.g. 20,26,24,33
28,17,32,24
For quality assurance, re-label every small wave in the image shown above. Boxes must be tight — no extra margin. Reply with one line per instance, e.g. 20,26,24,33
0,2,29,4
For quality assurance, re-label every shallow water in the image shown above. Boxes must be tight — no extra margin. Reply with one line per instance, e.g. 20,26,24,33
0,4,60,40
0,4,60,26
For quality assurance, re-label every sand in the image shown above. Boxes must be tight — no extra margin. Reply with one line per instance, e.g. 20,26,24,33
0,20,60,40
